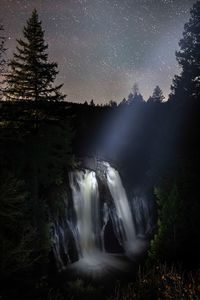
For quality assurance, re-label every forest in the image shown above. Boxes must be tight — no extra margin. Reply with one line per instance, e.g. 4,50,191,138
0,2,200,300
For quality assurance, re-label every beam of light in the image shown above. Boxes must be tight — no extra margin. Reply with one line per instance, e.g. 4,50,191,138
95,104,145,161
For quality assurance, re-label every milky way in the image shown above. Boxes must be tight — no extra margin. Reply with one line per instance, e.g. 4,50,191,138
0,0,196,103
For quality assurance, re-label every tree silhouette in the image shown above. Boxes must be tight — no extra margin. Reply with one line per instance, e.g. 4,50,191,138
127,83,144,105
170,1,200,101
109,100,117,107
119,97,127,106
0,23,6,98
0,23,6,75
132,83,139,95
6,9,65,102
148,86,165,103
90,99,95,106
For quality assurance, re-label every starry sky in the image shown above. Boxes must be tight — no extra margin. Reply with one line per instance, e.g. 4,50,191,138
0,0,196,104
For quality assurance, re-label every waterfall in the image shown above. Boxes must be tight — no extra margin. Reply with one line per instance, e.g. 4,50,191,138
51,161,150,275
69,170,100,258
104,162,137,256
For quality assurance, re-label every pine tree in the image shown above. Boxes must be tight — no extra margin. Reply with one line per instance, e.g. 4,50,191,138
149,184,185,262
119,97,127,106
148,86,165,103
0,23,6,75
90,99,95,106
127,83,144,105
127,92,133,105
0,172,39,276
170,1,200,101
109,100,117,107
6,9,65,102
0,23,6,98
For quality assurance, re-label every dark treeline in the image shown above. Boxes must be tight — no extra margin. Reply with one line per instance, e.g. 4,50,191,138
0,2,200,300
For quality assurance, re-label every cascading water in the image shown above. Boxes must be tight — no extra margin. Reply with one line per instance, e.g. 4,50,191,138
104,162,137,255
69,170,100,258
52,160,151,276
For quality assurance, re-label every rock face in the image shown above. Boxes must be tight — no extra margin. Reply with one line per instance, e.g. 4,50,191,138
50,159,156,276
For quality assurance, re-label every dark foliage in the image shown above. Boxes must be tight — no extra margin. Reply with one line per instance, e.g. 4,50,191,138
5,9,65,102
147,86,165,103
0,23,6,75
170,0,200,101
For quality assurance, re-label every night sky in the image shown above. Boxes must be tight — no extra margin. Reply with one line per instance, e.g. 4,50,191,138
0,0,196,104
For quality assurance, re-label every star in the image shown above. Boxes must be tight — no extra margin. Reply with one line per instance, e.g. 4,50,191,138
0,0,196,103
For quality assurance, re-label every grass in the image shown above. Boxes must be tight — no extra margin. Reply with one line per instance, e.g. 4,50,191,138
108,264,200,300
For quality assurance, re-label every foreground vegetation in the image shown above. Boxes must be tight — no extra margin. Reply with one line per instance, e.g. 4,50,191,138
2,263,198,300
108,264,200,300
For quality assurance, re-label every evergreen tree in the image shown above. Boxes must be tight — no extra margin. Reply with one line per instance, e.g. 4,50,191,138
119,97,127,106
0,23,6,75
149,184,185,262
170,1,200,101
127,83,144,105
0,23,6,98
6,9,65,102
132,83,139,95
90,99,95,106
0,172,39,277
133,93,144,103
109,100,117,107
127,92,134,104
148,86,165,103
